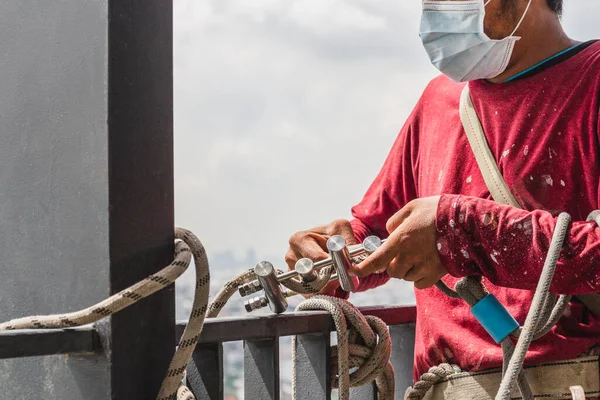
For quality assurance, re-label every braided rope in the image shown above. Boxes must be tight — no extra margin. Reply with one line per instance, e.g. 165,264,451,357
158,228,211,400
405,212,576,400
0,230,392,399
404,364,458,400
176,386,195,400
496,213,571,399
293,295,395,400
0,240,192,331
207,268,256,318
0,228,209,400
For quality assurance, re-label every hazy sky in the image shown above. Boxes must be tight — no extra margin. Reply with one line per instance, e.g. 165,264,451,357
173,1,600,265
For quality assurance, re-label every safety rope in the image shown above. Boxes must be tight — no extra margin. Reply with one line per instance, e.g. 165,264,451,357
204,254,395,399
405,212,577,400
0,211,591,400
293,295,394,400
0,229,392,400
0,228,208,400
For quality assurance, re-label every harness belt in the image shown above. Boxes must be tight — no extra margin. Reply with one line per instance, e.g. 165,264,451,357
422,356,600,400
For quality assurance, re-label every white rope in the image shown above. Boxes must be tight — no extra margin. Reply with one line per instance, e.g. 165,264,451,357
405,364,458,399
496,213,571,399
0,228,209,400
293,295,395,400
406,212,576,400
0,229,393,399
0,210,587,400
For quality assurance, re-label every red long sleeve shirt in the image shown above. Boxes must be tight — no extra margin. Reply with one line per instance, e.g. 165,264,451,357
348,41,600,380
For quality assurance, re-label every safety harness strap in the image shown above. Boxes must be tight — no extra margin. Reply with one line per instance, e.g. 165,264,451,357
459,84,600,316
458,84,521,208
422,355,600,400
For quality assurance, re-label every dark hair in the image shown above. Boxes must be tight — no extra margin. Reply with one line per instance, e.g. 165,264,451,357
547,0,563,15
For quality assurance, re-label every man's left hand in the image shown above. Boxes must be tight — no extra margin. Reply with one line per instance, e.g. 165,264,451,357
350,196,448,289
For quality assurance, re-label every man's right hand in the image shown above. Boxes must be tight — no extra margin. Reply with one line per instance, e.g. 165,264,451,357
285,219,359,297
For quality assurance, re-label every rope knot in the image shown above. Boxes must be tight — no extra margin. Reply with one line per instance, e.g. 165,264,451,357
294,295,395,400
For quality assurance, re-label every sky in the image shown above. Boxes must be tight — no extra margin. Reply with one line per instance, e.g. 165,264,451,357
173,0,600,266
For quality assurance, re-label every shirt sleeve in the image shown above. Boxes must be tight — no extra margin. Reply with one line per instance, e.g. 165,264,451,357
347,105,421,293
436,193,600,295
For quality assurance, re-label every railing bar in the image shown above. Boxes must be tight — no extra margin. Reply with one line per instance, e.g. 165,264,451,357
294,333,331,400
390,323,417,398
186,342,224,400
350,382,378,399
244,337,280,400
0,306,416,360
0,326,98,359
176,305,417,343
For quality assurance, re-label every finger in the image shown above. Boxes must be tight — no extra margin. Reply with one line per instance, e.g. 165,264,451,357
387,257,415,280
284,248,299,271
324,219,357,245
403,264,423,282
300,234,330,261
386,202,413,234
386,244,418,279
306,223,334,236
289,232,329,260
350,230,405,277
306,232,330,252
415,276,439,290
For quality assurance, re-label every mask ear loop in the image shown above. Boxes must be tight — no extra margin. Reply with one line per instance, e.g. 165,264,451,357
510,0,533,36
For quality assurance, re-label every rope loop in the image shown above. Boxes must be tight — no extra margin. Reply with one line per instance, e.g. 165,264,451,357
293,295,394,400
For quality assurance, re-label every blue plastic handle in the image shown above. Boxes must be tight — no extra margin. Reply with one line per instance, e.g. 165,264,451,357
471,294,520,343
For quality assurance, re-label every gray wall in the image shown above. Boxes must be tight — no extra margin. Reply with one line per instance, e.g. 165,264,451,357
0,1,174,399
0,2,110,399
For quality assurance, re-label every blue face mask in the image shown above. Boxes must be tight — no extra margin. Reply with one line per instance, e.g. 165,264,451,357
419,0,532,82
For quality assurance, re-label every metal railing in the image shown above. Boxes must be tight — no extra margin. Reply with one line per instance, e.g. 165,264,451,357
0,305,417,400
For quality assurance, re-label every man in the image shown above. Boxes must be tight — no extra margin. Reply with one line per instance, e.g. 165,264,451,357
286,0,600,397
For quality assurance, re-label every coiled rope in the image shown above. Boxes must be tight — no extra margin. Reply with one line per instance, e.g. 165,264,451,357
0,230,393,399
294,296,395,400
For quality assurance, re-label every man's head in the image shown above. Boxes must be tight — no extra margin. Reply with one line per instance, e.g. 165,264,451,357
478,0,572,82
419,0,574,82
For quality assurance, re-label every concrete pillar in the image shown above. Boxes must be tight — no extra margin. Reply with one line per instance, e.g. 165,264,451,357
0,1,174,399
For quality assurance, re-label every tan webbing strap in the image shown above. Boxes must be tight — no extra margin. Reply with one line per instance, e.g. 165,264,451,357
459,84,600,316
423,356,600,400
459,85,521,208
